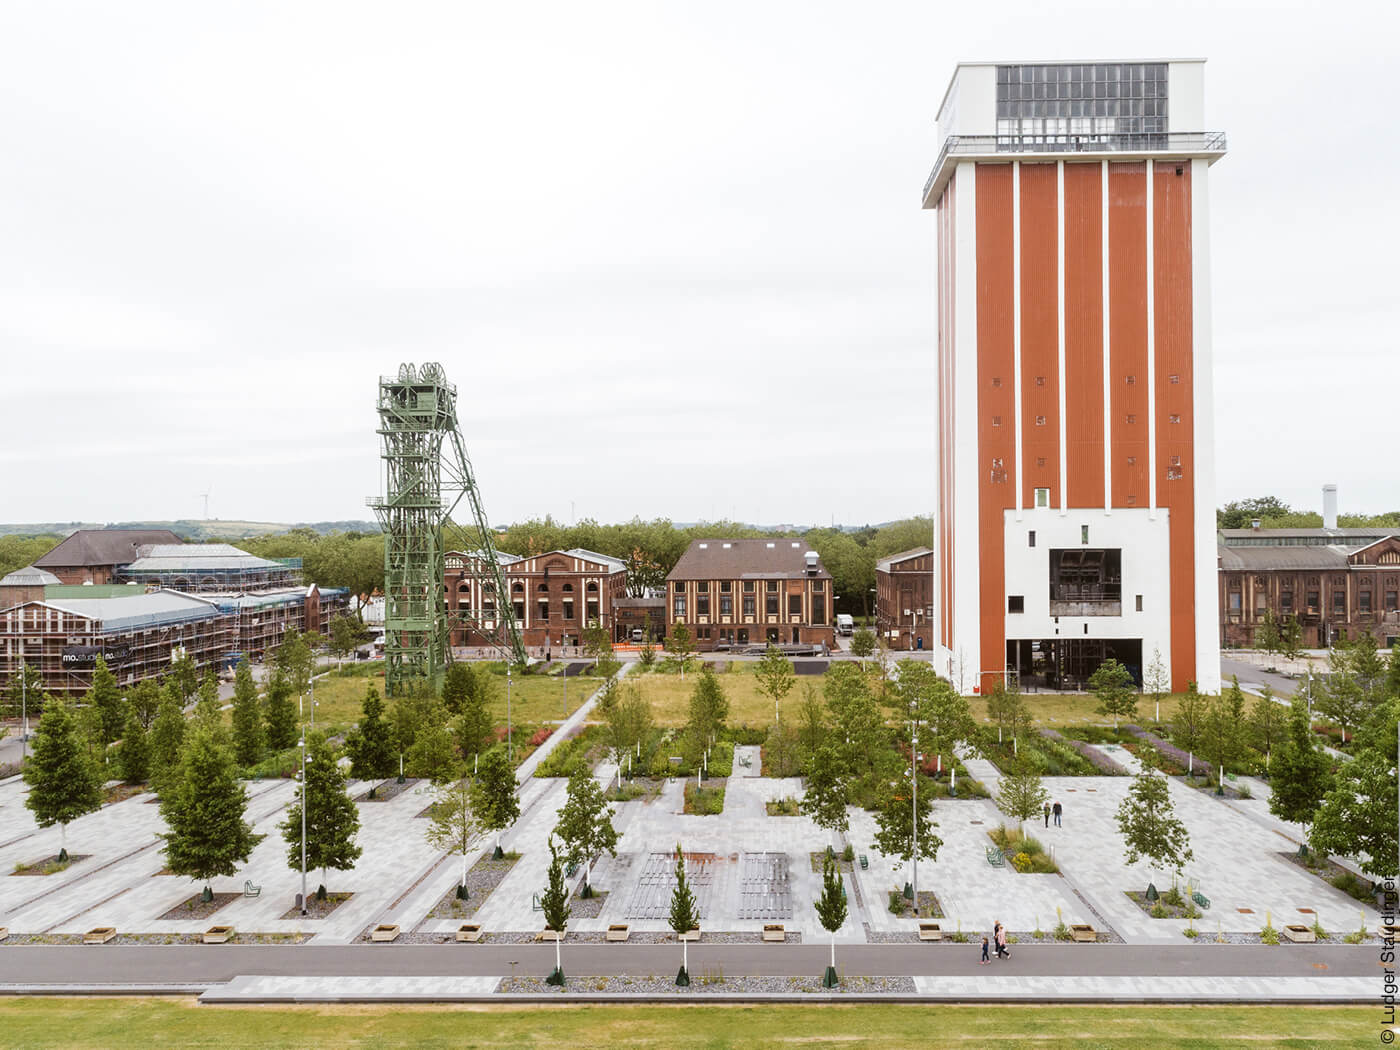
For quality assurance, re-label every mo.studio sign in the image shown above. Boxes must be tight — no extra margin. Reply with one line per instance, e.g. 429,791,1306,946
61,645,131,667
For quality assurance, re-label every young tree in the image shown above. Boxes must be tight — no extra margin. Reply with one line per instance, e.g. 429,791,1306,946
902,665,976,762
584,624,621,683
230,660,264,768
471,746,520,858
755,645,796,724
1115,760,1193,892
604,684,652,769
763,720,801,778
850,628,877,660
148,682,187,799
1268,697,1334,834
160,722,264,900
815,851,848,988
453,674,499,764
118,707,150,785
1310,748,1397,880
3,661,45,722
800,745,851,850
1171,681,1209,760
984,678,1028,744
328,613,369,666
995,761,1049,837
541,838,571,985
664,621,696,676
872,773,942,885
128,679,161,729
1143,646,1170,724
406,713,460,785
1254,610,1282,669
441,661,475,717
1278,616,1304,663
1089,658,1137,729
262,669,299,752
424,777,483,900
23,698,102,861
795,682,827,769
167,651,200,702
1320,636,1383,743
193,668,222,727
554,766,618,896
275,627,314,697
85,656,127,747
345,684,396,781
1202,679,1249,783
823,664,883,774
669,843,698,986
684,667,729,759
281,734,362,898
1250,688,1284,768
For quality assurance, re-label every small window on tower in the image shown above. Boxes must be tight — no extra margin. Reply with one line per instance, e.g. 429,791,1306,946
1007,595,1025,614
992,415,1003,427
991,377,1002,388
1036,457,1046,468
1035,415,1047,426
1034,488,1050,508
1028,531,1037,548
1126,414,1136,425
1135,594,1143,612
1035,376,1046,386
1169,413,1182,423
1081,525,1089,544
1126,375,1136,385
1169,374,1180,384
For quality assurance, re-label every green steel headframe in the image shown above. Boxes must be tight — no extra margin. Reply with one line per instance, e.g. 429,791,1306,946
368,362,526,695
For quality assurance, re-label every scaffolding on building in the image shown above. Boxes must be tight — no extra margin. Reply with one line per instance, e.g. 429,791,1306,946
368,362,525,695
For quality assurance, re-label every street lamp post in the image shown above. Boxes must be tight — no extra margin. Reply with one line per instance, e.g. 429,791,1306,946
298,734,312,915
910,702,919,913
506,666,513,763
20,659,29,762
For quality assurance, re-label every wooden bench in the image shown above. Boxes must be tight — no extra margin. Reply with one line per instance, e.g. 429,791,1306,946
456,924,483,942
605,924,630,942
0,927,8,943
1069,924,1096,943
918,923,942,941
83,927,116,945
370,924,400,942
679,928,701,942
762,924,785,942
243,880,261,898
202,925,234,944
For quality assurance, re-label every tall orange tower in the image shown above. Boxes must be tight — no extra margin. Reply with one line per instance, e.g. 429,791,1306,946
924,60,1225,695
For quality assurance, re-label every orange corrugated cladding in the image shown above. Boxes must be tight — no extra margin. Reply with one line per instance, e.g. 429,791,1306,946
1108,162,1149,508
1063,163,1105,507
1019,163,1060,508
1154,162,1196,689
938,174,956,650
976,164,1015,694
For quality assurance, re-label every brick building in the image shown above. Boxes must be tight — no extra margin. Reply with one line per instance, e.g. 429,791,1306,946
445,548,628,651
613,596,666,643
32,529,182,584
665,539,834,651
875,547,935,651
1218,528,1400,650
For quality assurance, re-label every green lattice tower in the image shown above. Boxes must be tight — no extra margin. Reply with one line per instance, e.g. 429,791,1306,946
369,362,525,696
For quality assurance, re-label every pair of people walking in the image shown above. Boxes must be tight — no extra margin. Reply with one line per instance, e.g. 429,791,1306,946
1043,800,1064,827
981,921,1011,963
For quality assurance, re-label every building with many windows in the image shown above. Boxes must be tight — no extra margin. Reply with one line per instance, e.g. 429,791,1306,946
665,539,834,651
875,548,934,651
924,59,1225,693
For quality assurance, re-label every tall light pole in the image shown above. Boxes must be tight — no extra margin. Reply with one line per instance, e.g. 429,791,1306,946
298,734,312,915
910,700,919,912
20,659,29,761
506,666,513,763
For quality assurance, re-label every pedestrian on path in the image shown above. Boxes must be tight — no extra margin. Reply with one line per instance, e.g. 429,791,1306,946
993,921,1010,959
1043,801,1051,827
1052,800,1062,827
980,935,990,964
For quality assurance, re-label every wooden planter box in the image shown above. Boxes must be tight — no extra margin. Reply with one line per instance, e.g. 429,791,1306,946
1282,924,1316,943
456,924,483,943
202,925,234,944
1069,924,1096,943
605,924,630,942
370,924,400,942
83,927,116,945
679,928,701,942
918,923,942,941
536,929,563,942
0,927,8,943
762,924,785,942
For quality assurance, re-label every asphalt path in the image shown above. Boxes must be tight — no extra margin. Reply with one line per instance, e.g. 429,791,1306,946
0,943,1375,985
1219,657,1303,699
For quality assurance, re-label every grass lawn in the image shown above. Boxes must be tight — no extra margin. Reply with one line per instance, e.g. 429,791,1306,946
0,999,1373,1049
629,664,785,727
968,690,1189,730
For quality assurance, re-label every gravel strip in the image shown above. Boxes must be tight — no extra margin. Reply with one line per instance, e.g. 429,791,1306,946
159,892,240,921
421,852,521,923
353,778,421,803
569,888,608,919
499,974,913,995
279,891,353,921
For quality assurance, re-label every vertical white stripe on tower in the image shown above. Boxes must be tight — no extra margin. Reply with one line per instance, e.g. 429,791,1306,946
1056,159,1067,515
1146,159,1157,517
953,161,981,689
1190,155,1222,693
1101,158,1112,513
1012,160,1023,520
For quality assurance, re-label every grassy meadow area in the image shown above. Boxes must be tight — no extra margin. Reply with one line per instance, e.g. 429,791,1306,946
0,999,1374,1049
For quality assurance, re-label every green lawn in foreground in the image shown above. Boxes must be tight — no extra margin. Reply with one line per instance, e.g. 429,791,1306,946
0,999,1373,1049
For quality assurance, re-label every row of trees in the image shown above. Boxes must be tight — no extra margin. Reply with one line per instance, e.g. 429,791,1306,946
1216,495,1399,530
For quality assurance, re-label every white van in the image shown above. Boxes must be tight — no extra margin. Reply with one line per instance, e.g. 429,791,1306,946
835,614,855,636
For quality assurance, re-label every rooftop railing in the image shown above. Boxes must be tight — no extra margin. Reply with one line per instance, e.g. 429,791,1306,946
923,131,1227,202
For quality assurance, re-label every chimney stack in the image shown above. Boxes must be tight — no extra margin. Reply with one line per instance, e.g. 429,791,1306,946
1322,484,1338,530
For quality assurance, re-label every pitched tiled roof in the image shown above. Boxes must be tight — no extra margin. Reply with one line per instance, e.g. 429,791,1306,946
876,547,934,572
33,529,182,569
668,539,830,580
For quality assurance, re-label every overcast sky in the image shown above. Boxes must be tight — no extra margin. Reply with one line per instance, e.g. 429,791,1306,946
2,1,1394,529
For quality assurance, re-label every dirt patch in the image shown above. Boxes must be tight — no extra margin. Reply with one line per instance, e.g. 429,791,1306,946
159,892,241,921
11,854,90,876
569,886,609,919
280,891,354,920
422,852,522,923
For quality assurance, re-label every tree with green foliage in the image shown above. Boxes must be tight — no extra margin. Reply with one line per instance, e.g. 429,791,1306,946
389,690,440,758
850,628,876,660
471,746,520,858
664,621,696,675
85,656,127,746
1089,658,1137,729
1250,688,1285,768
541,837,571,985
554,766,618,895
1201,678,1249,781
148,683,187,799
193,668,222,727
275,627,314,697
684,667,729,759
996,761,1049,836
160,722,264,899
815,851,848,987
452,669,499,763
1320,634,1385,743
230,660,264,768
1268,697,1334,833
118,707,150,785
1217,496,1293,530
800,745,851,849
262,669,299,752
1254,610,1282,669
167,651,200,702
3,661,44,722
406,709,460,785
424,777,483,900
441,661,476,717
823,664,883,773
328,613,369,665
1115,758,1193,890
345,684,396,781
755,645,796,724
1278,615,1304,663
128,679,161,728
1143,647,1170,723
985,678,1029,744
1310,748,1396,880
872,772,942,874
669,843,698,986
1171,681,1209,761
603,684,652,769
23,697,102,860
281,734,361,898
898,662,977,761
795,683,827,770
583,623,620,681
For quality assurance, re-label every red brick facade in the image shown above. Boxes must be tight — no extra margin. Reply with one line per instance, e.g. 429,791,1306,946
876,547,934,651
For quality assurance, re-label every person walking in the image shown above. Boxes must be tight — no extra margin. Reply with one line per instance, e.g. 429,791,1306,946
980,934,991,965
1052,800,1063,827
1043,801,1051,828
994,921,1010,959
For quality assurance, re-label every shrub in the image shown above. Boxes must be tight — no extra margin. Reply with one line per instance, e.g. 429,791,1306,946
1331,871,1375,904
1149,902,1168,919
1236,782,1253,799
841,843,855,863
888,890,907,915
683,782,725,815
1010,852,1033,873
1183,926,1199,939
1260,919,1279,946
1311,917,1328,940
528,727,554,748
